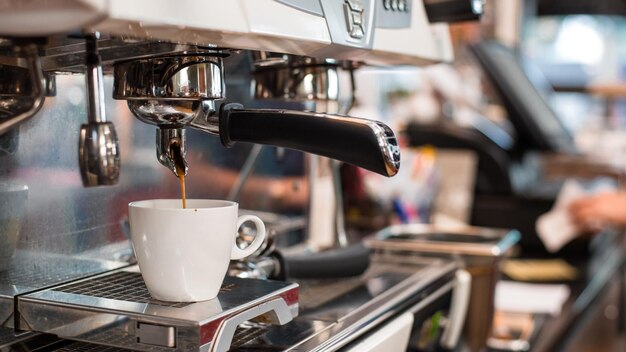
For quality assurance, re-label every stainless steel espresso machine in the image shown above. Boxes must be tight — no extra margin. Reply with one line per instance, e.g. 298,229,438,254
0,1,482,351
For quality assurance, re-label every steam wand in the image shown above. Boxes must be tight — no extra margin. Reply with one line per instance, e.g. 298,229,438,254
78,33,120,187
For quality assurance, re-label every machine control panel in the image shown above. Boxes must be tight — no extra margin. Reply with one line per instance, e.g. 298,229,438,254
272,0,414,49
320,0,376,49
378,0,413,28
383,0,410,12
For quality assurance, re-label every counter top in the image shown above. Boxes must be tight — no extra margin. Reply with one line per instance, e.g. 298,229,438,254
494,231,626,352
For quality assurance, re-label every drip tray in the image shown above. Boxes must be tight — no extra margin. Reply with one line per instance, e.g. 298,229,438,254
17,266,299,352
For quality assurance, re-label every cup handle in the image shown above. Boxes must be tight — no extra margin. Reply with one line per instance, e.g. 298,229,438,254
231,215,266,260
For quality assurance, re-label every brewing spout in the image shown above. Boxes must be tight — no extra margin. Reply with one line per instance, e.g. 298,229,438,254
157,128,188,177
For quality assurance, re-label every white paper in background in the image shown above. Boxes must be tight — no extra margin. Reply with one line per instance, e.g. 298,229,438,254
536,180,586,253
536,179,615,253
495,281,570,316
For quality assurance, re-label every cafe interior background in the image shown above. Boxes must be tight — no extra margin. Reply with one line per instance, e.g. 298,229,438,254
2,0,626,351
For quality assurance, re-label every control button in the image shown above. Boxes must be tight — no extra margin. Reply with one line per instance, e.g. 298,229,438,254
383,0,391,10
351,25,365,39
344,0,366,39
345,0,362,11
398,0,406,12
391,0,398,11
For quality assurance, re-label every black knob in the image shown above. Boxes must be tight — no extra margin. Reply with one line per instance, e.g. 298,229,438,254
424,0,484,23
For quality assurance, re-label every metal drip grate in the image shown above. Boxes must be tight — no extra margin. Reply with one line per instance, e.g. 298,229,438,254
53,271,191,308
0,328,23,347
230,322,269,349
0,255,119,291
53,341,130,351
53,271,240,308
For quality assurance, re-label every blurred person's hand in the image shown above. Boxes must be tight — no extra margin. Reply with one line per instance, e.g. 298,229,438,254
569,192,626,232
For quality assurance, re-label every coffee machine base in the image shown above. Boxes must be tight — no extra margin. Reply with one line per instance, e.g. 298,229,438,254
16,257,460,352
17,266,299,352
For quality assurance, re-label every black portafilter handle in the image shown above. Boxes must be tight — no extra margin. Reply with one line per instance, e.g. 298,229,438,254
423,0,484,23
272,243,371,280
218,103,400,177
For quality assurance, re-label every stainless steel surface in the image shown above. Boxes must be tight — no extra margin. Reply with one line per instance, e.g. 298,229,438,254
113,54,224,176
0,61,308,342
0,183,27,272
187,100,220,135
49,322,295,351
84,35,107,130
0,43,45,136
18,266,299,352
281,256,458,351
136,322,176,348
0,71,185,340
252,62,355,114
332,159,349,248
156,128,188,177
78,122,120,187
0,249,129,328
79,33,121,187
36,256,458,352
367,223,521,257
113,56,225,103
0,327,36,348
34,38,228,74
368,119,401,177
44,319,333,352
366,224,521,352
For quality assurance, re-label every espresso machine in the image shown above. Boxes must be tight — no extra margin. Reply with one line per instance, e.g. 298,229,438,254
0,1,481,351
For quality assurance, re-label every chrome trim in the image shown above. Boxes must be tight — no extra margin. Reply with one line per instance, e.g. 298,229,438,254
113,56,224,101
366,223,520,257
18,266,299,352
156,128,188,177
78,122,121,187
293,260,458,351
367,119,401,177
0,43,45,135
78,34,120,187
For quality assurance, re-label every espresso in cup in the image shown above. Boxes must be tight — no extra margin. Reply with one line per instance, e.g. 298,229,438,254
128,199,266,302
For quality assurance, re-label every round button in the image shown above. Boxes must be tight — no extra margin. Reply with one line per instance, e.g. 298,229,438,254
391,0,399,11
398,0,406,11
383,0,391,10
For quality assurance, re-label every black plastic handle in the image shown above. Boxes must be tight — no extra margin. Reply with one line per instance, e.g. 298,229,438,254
219,103,400,177
424,0,484,23
278,244,371,279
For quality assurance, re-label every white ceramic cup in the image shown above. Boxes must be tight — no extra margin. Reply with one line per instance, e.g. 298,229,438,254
128,199,266,302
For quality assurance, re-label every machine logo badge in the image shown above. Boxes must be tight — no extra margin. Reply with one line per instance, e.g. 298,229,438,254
343,0,365,39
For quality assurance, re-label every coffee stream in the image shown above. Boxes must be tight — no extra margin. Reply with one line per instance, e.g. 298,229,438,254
171,143,187,209
177,165,187,209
